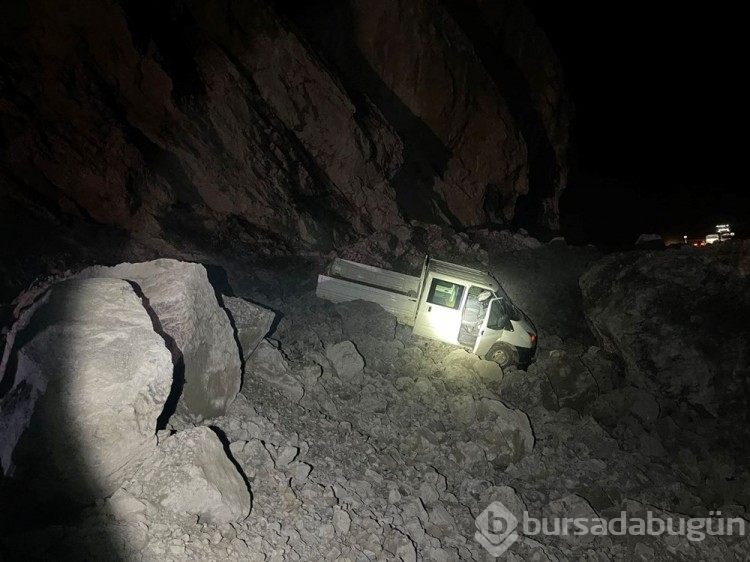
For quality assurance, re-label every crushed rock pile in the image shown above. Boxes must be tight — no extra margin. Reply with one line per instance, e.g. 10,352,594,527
337,223,542,276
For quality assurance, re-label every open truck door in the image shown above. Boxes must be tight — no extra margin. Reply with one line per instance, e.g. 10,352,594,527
412,276,465,344
473,298,537,368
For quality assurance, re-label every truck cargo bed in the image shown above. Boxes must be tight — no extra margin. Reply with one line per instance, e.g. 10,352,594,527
328,258,421,296
316,275,418,323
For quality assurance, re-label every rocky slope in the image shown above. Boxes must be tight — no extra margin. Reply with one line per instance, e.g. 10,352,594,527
581,241,750,497
0,0,571,307
3,235,747,561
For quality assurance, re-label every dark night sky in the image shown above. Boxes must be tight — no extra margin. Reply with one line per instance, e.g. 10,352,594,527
525,2,745,244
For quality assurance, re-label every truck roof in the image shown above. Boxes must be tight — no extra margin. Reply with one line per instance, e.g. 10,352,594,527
428,258,500,292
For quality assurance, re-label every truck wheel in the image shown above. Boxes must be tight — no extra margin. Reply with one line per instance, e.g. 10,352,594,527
485,343,519,368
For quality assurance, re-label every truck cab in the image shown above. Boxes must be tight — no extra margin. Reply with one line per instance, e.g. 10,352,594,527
316,256,537,368
412,259,537,367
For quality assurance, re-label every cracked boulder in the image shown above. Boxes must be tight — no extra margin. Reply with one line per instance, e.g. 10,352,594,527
81,259,242,420
580,243,750,461
5,278,173,503
580,243,750,416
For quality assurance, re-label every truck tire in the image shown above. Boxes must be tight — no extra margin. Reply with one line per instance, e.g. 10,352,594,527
485,343,519,368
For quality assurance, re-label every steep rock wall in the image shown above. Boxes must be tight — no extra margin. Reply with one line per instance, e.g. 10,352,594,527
0,0,570,300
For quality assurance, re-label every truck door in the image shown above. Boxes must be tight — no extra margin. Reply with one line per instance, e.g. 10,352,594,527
473,298,510,357
412,277,466,344
413,255,430,305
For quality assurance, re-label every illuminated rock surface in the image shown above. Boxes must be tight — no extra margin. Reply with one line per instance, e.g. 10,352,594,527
3,278,173,502
82,259,243,420
124,426,251,526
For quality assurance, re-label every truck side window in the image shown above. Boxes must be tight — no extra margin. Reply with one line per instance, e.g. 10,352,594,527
487,300,510,330
426,279,465,310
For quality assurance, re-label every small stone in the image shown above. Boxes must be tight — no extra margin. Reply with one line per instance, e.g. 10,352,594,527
323,486,338,507
364,468,383,483
401,518,425,545
326,341,365,379
276,446,299,468
423,546,456,562
248,340,305,402
318,523,335,542
388,489,402,504
397,540,417,562
289,462,313,483
218,523,237,541
402,498,429,524
429,505,455,528
419,483,439,506
231,538,251,556
332,507,351,535
362,532,383,555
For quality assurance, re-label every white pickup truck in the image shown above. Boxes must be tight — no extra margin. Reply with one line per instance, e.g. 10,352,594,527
316,256,537,368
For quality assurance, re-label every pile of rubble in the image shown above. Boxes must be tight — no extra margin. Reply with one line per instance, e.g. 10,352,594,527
337,224,542,276
1,240,748,561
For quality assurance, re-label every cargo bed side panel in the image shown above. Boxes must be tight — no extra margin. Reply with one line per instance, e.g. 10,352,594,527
330,259,421,295
316,275,418,323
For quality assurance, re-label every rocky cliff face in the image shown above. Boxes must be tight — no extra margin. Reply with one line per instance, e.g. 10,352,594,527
0,0,570,302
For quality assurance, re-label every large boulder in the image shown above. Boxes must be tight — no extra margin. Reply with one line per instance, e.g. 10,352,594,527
126,426,251,525
82,259,242,420
580,242,750,458
4,278,172,502
580,243,750,415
